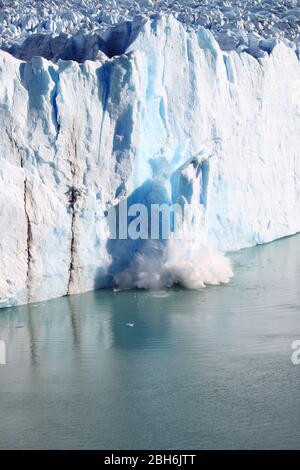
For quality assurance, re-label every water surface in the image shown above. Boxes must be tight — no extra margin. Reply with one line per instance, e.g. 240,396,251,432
0,235,300,449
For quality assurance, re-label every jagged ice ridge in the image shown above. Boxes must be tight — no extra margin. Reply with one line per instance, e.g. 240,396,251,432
1,0,300,60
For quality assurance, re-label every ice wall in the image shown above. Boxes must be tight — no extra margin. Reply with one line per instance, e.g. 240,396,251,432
0,15,299,307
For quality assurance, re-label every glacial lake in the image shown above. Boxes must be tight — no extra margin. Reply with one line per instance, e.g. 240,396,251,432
0,234,300,450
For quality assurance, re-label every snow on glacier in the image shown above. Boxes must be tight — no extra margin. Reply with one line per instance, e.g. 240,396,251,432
0,14,300,307
0,0,300,58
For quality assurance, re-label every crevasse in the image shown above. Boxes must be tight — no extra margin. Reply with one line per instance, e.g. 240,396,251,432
0,15,299,307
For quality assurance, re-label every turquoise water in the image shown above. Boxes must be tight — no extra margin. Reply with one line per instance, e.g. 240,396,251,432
0,235,300,449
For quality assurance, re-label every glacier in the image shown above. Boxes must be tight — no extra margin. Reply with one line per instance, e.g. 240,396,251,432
1,1,300,58
0,13,300,307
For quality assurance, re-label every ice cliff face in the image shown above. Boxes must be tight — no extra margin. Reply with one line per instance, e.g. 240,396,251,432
0,15,300,307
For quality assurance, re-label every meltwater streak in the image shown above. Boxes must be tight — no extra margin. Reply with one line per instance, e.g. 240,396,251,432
114,239,233,290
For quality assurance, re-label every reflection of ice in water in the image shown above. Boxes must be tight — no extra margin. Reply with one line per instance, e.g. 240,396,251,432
1,235,300,450
0,340,6,365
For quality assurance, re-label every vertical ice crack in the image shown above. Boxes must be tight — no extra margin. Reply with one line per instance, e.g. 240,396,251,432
66,128,81,296
20,157,33,302
7,126,33,302
159,25,169,133
24,180,33,289
96,61,112,164
199,159,210,208
66,186,78,295
49,66,61,140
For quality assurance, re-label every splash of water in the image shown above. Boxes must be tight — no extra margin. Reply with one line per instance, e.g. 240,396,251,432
114,239,233,290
